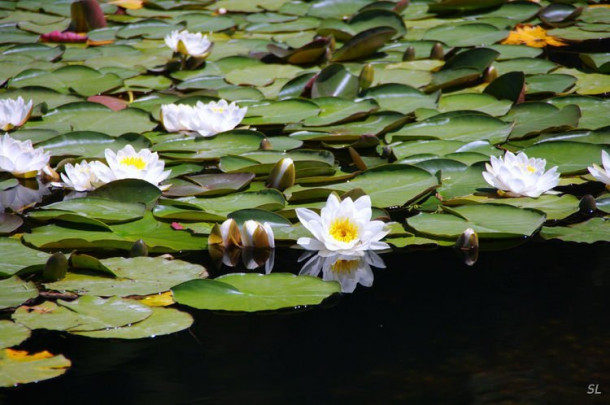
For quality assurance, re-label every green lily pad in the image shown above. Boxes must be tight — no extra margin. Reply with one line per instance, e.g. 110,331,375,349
423,23,508,47
361,84,438,114
549,96,610,130
540,218,610,244
170,189,286,218
172,273,340,312
285,164,438,207
388,111,512,144
9,65,123,97
0,348,71,388
89,179,162,208
243,100,320,126
37,132,151,158
30,198,146,224
153,131,265,160
0,321,30,349
311,64,359,99
0,238,50,278
30,104,156,137
438,93,512,116
73,307,193,339
14,296,152,332
23,213,208,253
523,141,608,175
0,276,38,310
504,103,581,140
44,256,207,297
407,204,546,239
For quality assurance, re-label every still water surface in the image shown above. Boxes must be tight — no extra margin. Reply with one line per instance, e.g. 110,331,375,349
3,243,609,405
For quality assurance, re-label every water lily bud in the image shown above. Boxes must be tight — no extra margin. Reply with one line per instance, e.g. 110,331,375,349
260,138,272,150
130,239,148,257
579,194,597,215
266,158,295,190
43,252,68,282
340,188,367,202
394,0,410,13
454,228,479,266
240,220,275,249
70,0,107,32
483,66,498,83
430,42,444,60
209,218,242,248
402,46,415,61
359,64,374,91
348,147,367,171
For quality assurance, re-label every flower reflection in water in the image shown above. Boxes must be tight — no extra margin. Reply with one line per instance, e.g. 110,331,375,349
0,180,49,212
298,250,386,293
209,245,275,274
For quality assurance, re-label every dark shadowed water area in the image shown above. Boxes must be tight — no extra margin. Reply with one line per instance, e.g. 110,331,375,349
2,242,609,405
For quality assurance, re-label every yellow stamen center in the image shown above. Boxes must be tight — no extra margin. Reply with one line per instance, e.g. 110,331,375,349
211,106,225,113
526,165,536,173
329,217,359,243
331,259,360,274
119,156,146,170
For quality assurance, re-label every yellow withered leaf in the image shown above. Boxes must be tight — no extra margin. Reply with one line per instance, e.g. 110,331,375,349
502,24,567,48
138,291,175,307
108,0,143,10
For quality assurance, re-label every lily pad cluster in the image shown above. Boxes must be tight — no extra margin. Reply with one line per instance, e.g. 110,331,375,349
1,0,610,388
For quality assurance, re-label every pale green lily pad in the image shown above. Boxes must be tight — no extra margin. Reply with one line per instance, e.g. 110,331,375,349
540,218,610,244
169,189,286,218
555,67,610,96
388,112,512,144
361,84,438,114
523,141,608,175
35,132,151,158
423,23,508,47
504,103,581,140
0,321,30,349
172,273,340,312
8,65,122,97
14,296,152,332
407,204,546,239
438,93,512,116
152,131,265,160
30,104,156,137
45,256,207,298
446,194,580,221
0,348,71,388
73,307,193,339
23,213,208,253
285,164,438,207
0,276,38,310
0,238,50,278
243,99,320,125
30,198,146,224
549,96,610,130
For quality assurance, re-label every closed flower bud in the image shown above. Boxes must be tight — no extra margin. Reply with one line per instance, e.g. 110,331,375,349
266,158,295,191
359,64,374,91
430,42,444,60
454,228,479,266
130,239,149,257
43,252,68,282
402,46,415,61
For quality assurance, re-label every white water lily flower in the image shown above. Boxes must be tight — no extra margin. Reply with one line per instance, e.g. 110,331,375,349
57,161,107,192
164,30,212,58
299,251,385,293
295,194,391,255
189,100,247,137
588,150,610,188
0,97,33,131
160,100,247,137
482,151,559,198
160,103,195,133
0,133,50,178
93,145,171,190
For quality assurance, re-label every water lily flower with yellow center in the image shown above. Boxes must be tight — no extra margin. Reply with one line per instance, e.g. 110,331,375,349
0,97,33,131
482,151,560,198
0,133,50,178
58,161,108,192
189,100,248,137
93,145,171,190
296,194,391,255
587,150,610,189
164,30,212,58
299,251,385,293
501,24,567,48
161,99,247,137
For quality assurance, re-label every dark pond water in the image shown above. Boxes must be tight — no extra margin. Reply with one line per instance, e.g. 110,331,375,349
3,242,609,405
